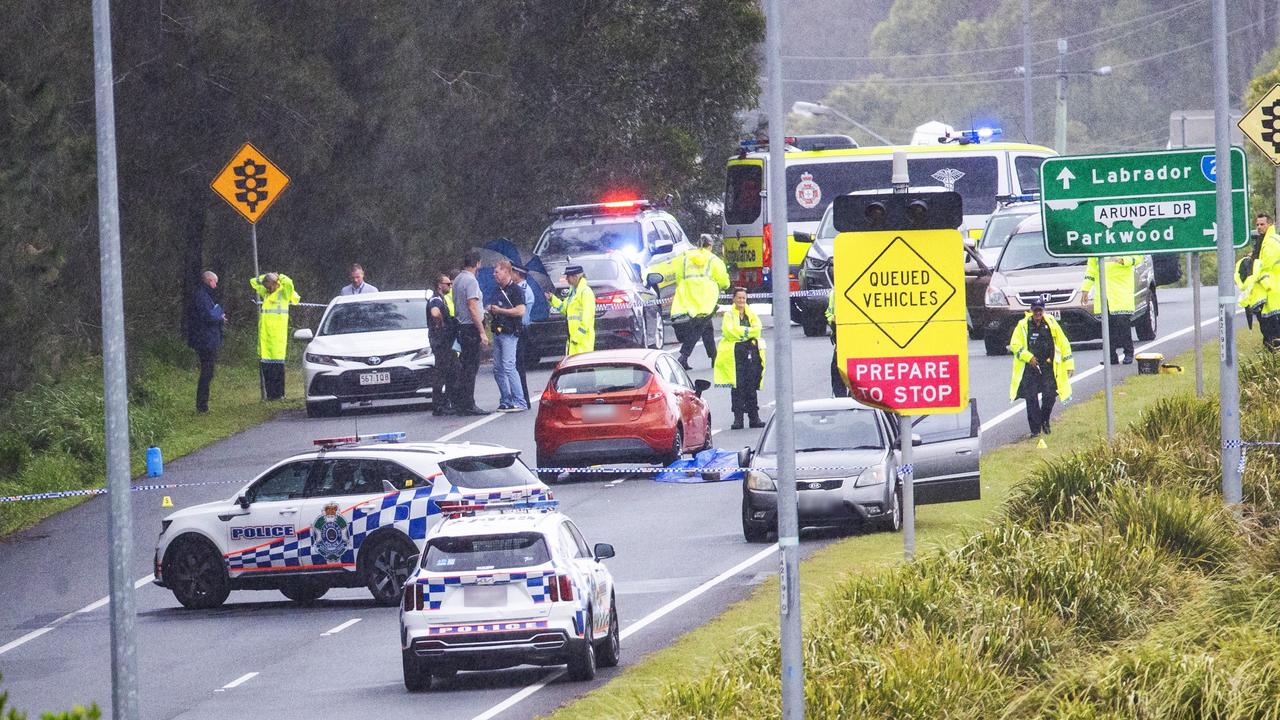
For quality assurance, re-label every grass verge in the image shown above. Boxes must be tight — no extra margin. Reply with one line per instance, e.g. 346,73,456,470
0,332,301,537
546,331,1262,720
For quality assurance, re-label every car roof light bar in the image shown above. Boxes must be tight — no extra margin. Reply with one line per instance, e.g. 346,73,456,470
312,431,407,448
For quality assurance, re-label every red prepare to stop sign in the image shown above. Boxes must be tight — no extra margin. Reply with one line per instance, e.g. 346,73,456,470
846,354,961,411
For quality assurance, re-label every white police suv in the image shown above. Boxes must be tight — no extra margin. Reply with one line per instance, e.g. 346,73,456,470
399,499,618,691
154,433,550,609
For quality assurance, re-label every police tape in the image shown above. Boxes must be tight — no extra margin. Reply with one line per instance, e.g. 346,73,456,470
0,462,898,503
1223,439,1280,475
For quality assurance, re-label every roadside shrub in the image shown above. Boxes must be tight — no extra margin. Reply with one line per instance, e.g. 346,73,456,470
1100,485,1241,573
1003,445,1135,528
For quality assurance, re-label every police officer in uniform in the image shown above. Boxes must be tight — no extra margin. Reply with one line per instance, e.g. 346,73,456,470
512,264,536,403
427,273,458,415
546,264,596,356
250,272,300,400
1081,254,1142,364
825,287,846,397
649,235,729,370
714,288,766,429
1008,294,1074,436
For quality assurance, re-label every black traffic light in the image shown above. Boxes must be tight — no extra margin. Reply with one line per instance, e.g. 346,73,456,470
833,191,964,232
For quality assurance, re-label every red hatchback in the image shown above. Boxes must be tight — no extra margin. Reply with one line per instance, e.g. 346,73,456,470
535,349,713,474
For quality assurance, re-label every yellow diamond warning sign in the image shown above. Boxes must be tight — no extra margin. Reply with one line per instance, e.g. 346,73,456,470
210,142,290,224
1239,83,1280,166
834,229,968,415
844,236,957,349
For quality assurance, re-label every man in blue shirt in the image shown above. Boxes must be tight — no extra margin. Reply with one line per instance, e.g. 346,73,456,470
512,264,536,404
186,270,227,413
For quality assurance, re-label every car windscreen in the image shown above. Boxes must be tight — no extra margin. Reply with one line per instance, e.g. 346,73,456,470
573,259,621,280
319,298,429,336
552,364,651,394
538,222,642,257
998,231,1086,271
423,533,550,572
725,163,764,225
1015,156,1044,194
761,408,884,453
785,156,1000,223
438,454,540,489
980,211,1035,250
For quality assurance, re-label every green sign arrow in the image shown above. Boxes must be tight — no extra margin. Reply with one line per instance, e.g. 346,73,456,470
1039,147,1249,257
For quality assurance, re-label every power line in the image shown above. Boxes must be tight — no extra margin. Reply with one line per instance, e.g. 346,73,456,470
782,0,1204,63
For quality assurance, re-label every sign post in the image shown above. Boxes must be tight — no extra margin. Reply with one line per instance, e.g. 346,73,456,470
211,142,291,279
832,182,969,560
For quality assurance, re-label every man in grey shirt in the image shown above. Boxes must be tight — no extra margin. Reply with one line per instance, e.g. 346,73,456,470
340,263,379,295
451,252,489,415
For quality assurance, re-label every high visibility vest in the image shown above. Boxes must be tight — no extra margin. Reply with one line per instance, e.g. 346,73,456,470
1080,255,1141,314
1008,313,1074,402
445,290,455,317
250,273,300,362
548,280,596,355
650,247,729,318
1256,227,1280,315
713,306,766,387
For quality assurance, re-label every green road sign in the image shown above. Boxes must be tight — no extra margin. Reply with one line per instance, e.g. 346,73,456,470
1039,147,1249,257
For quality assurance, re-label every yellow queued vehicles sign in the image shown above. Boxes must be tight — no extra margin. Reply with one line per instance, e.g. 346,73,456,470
833,191,969,415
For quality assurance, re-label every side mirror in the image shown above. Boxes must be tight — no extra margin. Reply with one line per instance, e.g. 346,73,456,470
694,378,712,397
593,543,616,561
738,446,753,469
646,272,665,289
793,231,813,244
293,328,314,341
653,242,674,255
236,495,250,509
912,433,923,447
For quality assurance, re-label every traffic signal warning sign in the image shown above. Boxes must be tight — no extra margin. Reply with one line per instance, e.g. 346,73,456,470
211,143,290,223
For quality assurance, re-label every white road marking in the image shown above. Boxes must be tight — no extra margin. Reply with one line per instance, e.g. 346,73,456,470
0,574,153,657
320,618,362,637
468,544,779,720
214,671,259,692
435,398,542,442
980,314,1221,434
710,427,722,436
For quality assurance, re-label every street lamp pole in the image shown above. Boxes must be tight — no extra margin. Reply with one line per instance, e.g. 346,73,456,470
1055,38,1068,154
791,101,893,145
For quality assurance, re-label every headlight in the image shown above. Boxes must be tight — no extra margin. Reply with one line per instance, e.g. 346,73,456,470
802,254,825,273
745,470,776,491
411,346,433,362
985,286,1008,306
853,465,885,488
305,352,338,366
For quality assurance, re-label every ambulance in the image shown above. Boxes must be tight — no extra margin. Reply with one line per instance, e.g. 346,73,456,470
721,132,1056,293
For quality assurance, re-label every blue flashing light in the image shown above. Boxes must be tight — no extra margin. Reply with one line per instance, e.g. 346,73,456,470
371,432,407,443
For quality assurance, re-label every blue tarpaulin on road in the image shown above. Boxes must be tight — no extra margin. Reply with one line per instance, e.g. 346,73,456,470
654,448,743,483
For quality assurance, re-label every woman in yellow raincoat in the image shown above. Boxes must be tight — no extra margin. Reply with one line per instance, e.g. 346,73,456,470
713,288,766,429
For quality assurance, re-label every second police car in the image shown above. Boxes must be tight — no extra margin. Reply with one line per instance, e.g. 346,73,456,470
399,499,618,691
153,433,550,609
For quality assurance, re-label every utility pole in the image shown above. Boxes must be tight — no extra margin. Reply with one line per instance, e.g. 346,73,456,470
1022,0,1034,144
1213,0,1242,507
92,0,139,717
765,0,803,717
1055,37,1068,154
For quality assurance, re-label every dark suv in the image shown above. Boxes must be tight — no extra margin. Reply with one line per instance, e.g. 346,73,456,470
527,254,664,363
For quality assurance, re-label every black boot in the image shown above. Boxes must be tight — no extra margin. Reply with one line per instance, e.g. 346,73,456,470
748,413,765,428
1041,420,1051,435
730,414,744,430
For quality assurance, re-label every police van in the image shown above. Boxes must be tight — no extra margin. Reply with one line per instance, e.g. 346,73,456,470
153,433,550,609
399,499,617,690
721,134,1056,293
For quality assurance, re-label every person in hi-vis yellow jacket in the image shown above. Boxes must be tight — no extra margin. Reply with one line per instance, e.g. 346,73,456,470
1240,214,1280,350
1008,294,1074,437
250,272,300,400
546,264,595,356
648,237,729,370
713,288,766,429
1081,254,1141,364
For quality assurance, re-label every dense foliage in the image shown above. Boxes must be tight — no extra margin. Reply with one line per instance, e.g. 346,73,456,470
0,0,763,398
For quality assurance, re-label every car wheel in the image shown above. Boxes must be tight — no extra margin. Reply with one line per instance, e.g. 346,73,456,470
967,309,984,340
983,332,1010,356
536,453,563,483
742,496,771,543
280,579,328,603
166,536,231,610
402,648,432,692
801,311,827,337
699,413,713,452
362,534,417,606
649,315,665,349
662,424,684,465
596,601,621,668
882,485,903,533
1136,290,1158,341
567,609,598,681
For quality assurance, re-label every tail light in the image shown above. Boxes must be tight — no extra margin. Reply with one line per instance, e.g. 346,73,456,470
403,583,424,611
595,290,630,306
645,377,665,404
789,272,800,293
762,223,772,269
547,574,574,602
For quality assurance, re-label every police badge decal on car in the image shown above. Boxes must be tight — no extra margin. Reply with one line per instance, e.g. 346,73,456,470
312,501,350,562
